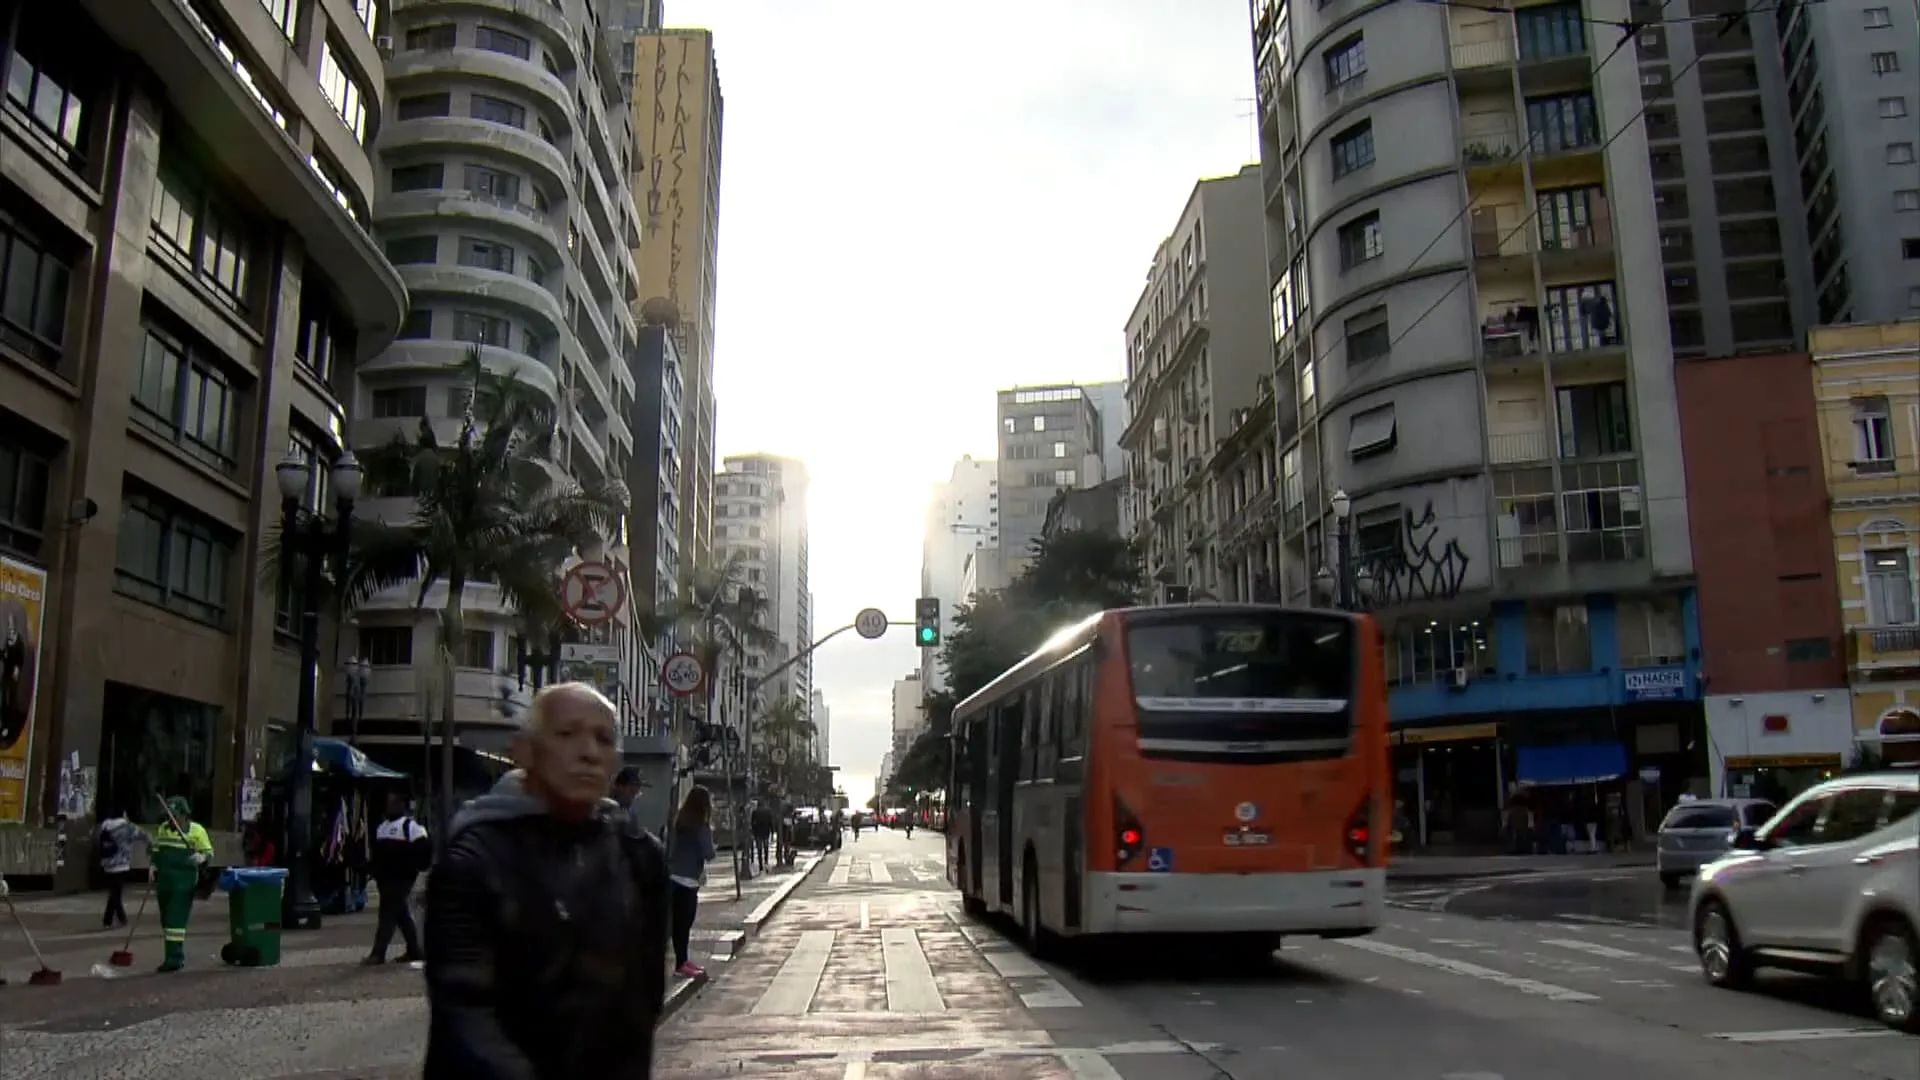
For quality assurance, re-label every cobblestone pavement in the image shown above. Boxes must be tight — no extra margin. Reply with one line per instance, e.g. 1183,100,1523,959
0,851,823,1079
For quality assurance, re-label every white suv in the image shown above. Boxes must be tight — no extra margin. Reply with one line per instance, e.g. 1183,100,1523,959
1689,771,1920,1032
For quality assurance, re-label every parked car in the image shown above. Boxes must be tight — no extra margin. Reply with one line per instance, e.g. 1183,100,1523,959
1657,797,1777,889
1688,772,1920,1032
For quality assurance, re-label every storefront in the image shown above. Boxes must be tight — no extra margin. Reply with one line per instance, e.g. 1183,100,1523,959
1722,753,1842,803
1390,722,1503,849
1705,689,1854,797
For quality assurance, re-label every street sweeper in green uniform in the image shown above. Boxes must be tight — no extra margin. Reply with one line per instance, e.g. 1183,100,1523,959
150,796,212,973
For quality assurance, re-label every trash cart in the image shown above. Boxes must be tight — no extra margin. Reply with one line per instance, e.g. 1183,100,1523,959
216,867,288,968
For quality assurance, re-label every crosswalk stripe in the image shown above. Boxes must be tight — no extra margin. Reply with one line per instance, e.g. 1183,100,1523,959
1333,938,1600,1002
829,857,853,886
1539,937,1697,974
1019,980,1083,1008
1059,1049,1124,1079
982,949,1048,979
869,857,894,884
880,927,945,1013
752,930,836,1015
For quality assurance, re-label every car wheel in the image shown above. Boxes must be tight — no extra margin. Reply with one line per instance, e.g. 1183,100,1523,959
1659,872,1683,891
1695,898,1754,989
1861,916,1920,1033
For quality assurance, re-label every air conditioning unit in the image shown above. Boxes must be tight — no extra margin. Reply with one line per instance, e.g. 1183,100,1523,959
374,34,394,57
1448,667,1472,690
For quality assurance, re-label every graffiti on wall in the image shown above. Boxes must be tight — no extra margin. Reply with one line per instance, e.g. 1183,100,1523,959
1354,501,1471,609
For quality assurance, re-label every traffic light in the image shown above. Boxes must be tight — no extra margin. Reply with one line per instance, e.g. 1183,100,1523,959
915,597,941,647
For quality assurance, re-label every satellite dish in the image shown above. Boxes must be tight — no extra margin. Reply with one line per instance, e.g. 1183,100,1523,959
639,296,680,327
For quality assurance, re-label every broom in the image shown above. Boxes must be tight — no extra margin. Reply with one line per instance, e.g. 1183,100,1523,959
108,871,155,967
1,886,62,986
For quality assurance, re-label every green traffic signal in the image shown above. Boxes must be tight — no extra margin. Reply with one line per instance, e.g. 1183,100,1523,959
917,626,937,645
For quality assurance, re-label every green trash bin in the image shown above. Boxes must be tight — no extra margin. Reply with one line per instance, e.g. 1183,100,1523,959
217,867,287,967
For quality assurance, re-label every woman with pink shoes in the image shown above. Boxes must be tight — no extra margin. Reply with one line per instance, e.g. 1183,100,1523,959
666,786,716,978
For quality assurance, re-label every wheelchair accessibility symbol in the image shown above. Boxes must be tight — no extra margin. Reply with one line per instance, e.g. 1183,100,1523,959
1146,847,1175,873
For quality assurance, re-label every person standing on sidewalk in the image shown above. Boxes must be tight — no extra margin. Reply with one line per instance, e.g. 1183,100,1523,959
96,804,145,928
363,793,428,966
423,683,668,1080
667,785,716,979
150,795,212,973
749,800,773,872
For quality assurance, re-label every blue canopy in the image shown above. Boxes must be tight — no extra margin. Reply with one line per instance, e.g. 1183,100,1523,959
309,737,407,780
1516,743,1628,787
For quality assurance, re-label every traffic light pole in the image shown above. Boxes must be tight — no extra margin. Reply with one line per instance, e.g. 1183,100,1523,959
748,620,920,693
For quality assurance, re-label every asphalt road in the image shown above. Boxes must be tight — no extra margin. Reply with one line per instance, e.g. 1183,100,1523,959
664,834,1920,1079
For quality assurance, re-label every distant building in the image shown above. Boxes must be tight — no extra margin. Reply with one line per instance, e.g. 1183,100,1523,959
1042,479,1127,540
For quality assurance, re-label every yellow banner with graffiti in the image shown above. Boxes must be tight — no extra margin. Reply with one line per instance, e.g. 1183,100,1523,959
0,555,48,825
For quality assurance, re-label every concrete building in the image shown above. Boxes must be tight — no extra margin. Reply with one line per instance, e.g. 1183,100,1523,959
623,318,687,711
1041,479,1127,540
1810,321,1920,769
1082,379,1130,485
1119,166,1272,603
1253,0,1701,846
0,0,405,873
996,384,1106,578
810,687,830,767
617,27,722,580
918,455,998,691
713,453,811,714
889,671,923,766
1674,352,1849,800
355,0,645,757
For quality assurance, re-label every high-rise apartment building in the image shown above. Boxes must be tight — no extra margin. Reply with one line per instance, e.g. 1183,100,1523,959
0,0,405,873
357,0,647,751
619,27,723,580
995,385,1106,577
1252,0,1707,846
1080,380,1130,484
626,318,686,627
889,671,923,766
918,455,998,691
713,454,812,712
809,687,830,766
1120,166,1273,603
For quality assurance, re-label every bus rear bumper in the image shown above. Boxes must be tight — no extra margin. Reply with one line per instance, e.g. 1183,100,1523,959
1082,868,1386,936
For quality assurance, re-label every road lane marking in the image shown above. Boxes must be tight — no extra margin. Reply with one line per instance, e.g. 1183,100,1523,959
983,949,1048,979
881,927,946,1013
842,1064,868,1080
1553,913,1652,927
1539,937,1697,973
1711,1028,1903,1043
1019,980,1084,1008
1332,938,1600,1002
829,857,854,886
859,901,871,930
1060,1049,1124,1079
752,930,836,1015
869,857,894,884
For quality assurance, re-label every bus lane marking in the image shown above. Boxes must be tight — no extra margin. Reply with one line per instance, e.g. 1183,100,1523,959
752,930,837,1015
1331,938,1600,1002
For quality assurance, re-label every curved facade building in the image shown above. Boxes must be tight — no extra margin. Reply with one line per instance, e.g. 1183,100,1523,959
1254,0,1707,845
0,0,404,873
354,0,643,757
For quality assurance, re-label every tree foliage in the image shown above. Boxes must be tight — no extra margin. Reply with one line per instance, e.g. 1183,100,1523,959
888,528,1143,797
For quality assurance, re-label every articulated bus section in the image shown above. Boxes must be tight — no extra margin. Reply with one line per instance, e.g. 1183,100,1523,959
946,604,1390,950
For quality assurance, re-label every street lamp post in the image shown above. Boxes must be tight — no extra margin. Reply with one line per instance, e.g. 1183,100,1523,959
341,657,371,744
1314,489,1375,612
275,449,362,931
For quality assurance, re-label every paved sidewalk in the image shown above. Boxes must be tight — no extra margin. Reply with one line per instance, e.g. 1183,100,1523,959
1390,851,1654,881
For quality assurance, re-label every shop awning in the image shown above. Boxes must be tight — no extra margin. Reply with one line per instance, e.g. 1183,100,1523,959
1517,743,1628,786
310,737,407,779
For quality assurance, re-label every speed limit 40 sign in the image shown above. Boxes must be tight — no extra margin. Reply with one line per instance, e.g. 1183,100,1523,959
660,651,705,696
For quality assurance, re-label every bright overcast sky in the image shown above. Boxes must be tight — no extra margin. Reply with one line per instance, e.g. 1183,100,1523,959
669,0,1255,801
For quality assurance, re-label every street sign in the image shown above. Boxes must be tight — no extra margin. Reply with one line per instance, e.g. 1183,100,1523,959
770,747,788,765
661,651,704,696
854,607,888,640
561,561,626,626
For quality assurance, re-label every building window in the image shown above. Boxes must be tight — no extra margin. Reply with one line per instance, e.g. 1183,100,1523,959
1866,549,1916,624
1524,91,1600,153
1615,595,1685,667
256,0,297,40
1561,459,1643,562
396,93,452,120
1344,306,1389,365
1347,402,1397,459
1852,396,1896,470
318,39,369,143
348,0,376,35
470,94,526,129
453,310,511,347
1324,33,1365,91
1002,417,1015,434
1784,637,1833,662
392,164,444,192
1525,604,1590,674
0,209,74,370
114,486,235,628
1872,51,1901,74
1032,415,1047,432
294,275,353,385
372,387,428,418
359,627,414,666
464,165,520,201
458,629,496,668
1515,2,1586,61
459,237,515,273
474,25,533,60
5,8,96,171
1053,469,1077,486
1051,441,1067,458
98,682,218,826
1555,380,1632,458
1892,143,1918,165
399,309,433,338
1543,280,1619,352
1537,185,1605,249
0,435,51,559
385,236,438,265
404,23,456,51
1271,271,1296,342
1865,5,1893,26
150,163,255,312
1337,211,1383,270
130,322,242,473
1494,467,1558,568
1330,120,1374,180
1882,96,1909,118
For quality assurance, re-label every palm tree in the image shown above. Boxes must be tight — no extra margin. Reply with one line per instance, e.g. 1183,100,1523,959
756,694,818,795
341,347,627,826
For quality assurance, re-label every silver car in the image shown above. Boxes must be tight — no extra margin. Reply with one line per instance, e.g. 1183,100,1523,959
1658,798,1777,888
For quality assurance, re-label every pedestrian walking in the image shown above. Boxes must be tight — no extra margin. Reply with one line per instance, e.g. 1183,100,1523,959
150,795,212,973
423,682,668,1080
96,804,144,928
667,785,716,979
749,800,773,871
363,793,428,966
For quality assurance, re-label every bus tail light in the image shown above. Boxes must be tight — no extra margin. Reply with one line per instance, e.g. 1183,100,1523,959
1115,797,1146,866
1346,799,1374,865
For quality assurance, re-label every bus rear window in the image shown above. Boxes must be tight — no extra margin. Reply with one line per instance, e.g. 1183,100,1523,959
1126,612,1354,705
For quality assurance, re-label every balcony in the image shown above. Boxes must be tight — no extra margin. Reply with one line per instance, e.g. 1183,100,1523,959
1453,33,1515,72
1850,624,1920,673
1482,316,1541,360
1462,127,1521,171
1489,428,1551,464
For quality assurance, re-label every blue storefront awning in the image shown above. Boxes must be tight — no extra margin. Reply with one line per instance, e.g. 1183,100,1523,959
1517,743,1629,786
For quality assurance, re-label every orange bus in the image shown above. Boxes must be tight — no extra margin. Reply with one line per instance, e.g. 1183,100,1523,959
945,603,1390,952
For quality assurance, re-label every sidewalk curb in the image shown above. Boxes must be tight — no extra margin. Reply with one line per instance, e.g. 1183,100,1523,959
661,969,707,1020
740,853,826,938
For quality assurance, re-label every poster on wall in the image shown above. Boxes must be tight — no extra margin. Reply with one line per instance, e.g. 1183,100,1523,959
0,555,49,826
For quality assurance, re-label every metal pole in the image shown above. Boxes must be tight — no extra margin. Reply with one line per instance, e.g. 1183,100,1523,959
283,526,324,930
1337,517,1356,611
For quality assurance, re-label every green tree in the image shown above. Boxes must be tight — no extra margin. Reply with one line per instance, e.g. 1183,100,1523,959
756,694,818,795
331,348,626,820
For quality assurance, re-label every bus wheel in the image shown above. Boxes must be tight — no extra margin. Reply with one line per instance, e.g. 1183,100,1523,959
1022,855,1056,960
